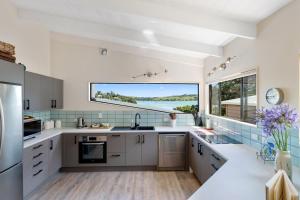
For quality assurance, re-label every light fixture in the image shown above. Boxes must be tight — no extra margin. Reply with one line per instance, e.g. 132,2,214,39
142,29,154,36
99,48,108,56
132,69,168,79
207,56,236,77
218,63,227,71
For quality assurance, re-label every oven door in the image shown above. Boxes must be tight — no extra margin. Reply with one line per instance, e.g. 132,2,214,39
79,142,107,163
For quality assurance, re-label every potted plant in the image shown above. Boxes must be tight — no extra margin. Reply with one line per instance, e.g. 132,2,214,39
169,113,177,127
256,104,298,180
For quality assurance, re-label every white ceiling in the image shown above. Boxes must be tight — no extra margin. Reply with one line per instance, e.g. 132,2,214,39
10,0,292,65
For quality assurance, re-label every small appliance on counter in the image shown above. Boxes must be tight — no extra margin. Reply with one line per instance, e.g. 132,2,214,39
55,120,62,128
44,120,54,130
24,119,42,141
77,117,85,128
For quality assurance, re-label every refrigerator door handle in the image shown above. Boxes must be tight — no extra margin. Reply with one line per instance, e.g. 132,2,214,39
0,98,4,155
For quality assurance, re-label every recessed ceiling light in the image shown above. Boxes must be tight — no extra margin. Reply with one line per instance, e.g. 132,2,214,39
143,29,154,36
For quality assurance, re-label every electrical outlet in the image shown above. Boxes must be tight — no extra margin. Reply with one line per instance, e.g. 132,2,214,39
98,113,103,119
74,118,77,122
163,118,169,122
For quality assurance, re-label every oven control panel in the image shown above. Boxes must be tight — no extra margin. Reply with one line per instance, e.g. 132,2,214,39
79,136,107,142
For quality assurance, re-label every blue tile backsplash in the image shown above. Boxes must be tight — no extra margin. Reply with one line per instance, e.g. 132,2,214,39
50,110,195,128
206,115,300,167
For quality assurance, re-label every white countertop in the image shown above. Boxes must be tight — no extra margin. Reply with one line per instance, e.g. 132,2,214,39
23,126,300,199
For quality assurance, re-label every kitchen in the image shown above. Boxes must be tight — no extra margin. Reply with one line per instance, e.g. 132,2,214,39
1,0,300,200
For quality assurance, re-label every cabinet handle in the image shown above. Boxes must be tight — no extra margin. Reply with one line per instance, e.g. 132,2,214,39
54,100,57,108
33,161,43,168
33,153,43,159
142,135,145,144
26,100,30,110
111,154,121,157
74,136,77,144
137,135,141,144
191,138,194,147
211,164,219,171
23,100,27,110
50,140,53,150
51,100,54,108
33,169,43,177
211,154,220,161
197,143,203,155
33,144,43,150
112,135,121,137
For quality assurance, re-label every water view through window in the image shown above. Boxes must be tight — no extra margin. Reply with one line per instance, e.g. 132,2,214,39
90,83,199,113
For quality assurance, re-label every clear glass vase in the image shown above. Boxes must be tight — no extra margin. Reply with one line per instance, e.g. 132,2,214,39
275,150,292,180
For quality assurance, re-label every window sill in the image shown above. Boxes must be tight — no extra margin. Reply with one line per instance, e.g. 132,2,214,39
206,114,257,128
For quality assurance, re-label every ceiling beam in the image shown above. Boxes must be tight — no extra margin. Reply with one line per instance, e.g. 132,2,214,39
18,9,223,57
77,0,257,39
11,0,256,39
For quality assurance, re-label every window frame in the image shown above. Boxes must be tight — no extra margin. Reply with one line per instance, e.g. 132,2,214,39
89,82,200,114
207,71,257,125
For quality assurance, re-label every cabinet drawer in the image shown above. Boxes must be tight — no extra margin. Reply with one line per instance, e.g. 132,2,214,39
107,134,125,153
210,152,225,168
31,141,48,156
107,153,125,166
31,166,47,188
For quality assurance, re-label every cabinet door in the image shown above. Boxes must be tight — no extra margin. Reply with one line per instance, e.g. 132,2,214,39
141,133,158,166
125,133,142,166
24,72,41,111
52,78,63,109
107,133,125,153
48,135,62,176
200,145,212,183
39,76,53,110
194,139,202,181
23,147,33,197
189,134,197,172
62,134,79,167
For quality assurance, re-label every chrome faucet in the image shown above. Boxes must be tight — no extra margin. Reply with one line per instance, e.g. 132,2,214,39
134,113,141,128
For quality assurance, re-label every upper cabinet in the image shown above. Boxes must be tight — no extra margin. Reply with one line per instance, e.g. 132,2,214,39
24,72,63,111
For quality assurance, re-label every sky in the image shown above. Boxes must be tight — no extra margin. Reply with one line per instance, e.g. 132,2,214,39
91,83,199,97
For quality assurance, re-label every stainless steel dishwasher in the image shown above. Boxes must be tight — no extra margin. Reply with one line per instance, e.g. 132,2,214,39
158,132,187,170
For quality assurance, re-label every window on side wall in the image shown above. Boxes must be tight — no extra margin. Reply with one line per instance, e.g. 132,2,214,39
209,74,257,124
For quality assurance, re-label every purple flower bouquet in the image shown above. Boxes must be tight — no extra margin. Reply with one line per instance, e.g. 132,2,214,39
256,104,299,151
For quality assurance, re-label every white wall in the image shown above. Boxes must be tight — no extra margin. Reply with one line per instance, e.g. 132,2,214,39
50,36,204,111
204,0,300,110
0,0,50,75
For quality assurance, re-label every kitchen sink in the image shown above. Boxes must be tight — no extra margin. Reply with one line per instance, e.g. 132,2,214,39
111,126,155,131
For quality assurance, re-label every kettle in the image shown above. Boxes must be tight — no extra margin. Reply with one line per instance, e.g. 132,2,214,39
77,117,85,128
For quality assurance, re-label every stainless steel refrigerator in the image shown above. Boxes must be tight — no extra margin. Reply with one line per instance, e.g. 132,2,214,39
0,60,24,200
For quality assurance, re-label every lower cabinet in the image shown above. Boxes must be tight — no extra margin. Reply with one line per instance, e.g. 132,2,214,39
189,134,226,184
126,132,158,166
48,135,62,176
107,133,126,166
62,134,79,167
23,135,62,198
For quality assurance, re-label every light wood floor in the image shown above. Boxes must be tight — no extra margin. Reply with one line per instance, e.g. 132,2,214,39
27,171,201,200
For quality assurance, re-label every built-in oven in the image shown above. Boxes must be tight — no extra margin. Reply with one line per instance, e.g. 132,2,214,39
24,119,42,141
79,136,107,164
